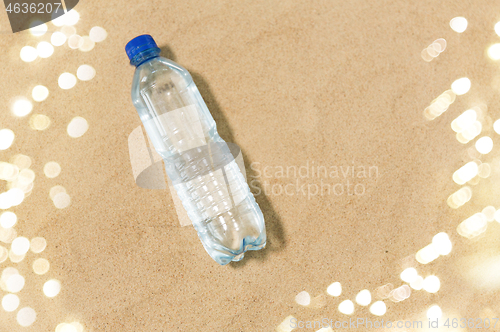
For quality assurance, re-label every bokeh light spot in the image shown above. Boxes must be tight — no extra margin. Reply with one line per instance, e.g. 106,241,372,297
494,209,500,223
36,41,54,58
426,45,438,57
400,267,418,283
377,284,393,299
33,258,50,275
451,109,476,133
423,275,441,293
60,26,76,37
0,227,17,244
447,186,472,208
0,212,17,229
30,237,47,253
276,316,296,332
453,161,478,185
451,77,471,95
17,168,35,186
43,279,61,297
369,301,387,316
482,206,496,222
416,243,439,264
67,117,89,138
0,162,17,181
355,289,371,306
488,43,500,60
326,282,341,296
20,46,38,62
32,85,49,102
457,212,488,239
79,36,95,52
2,294,19,312
70,322,84,332
89,26,107,42
421,49,433,62
0,246,7,263
478,163,491,179
427,305,442,320
338,300,354,315
51,31,67,46
64,10,80,26
17,307,36,327
432,232,452,255
53,192,71,209
29,114,51,131
1,267,18,281
494,119,500,134
389,285,411,302
6,274,25,293
0,129,15,150
12,98,33,117
68,34,83,49
56,323,78,332
9,250,25,263
8,188,25,207
450,17,468,33
51,11,66,26
475,136,493,154
44,161,61,178
11,237,30,256
77,64,96,81
433,38,446,52
29,21,47,36
49,186,66,200
295,291,310,306
10,155,31,170
58,73,77,90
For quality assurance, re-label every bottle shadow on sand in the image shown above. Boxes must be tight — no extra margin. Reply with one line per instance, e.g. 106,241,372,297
159,45,286,267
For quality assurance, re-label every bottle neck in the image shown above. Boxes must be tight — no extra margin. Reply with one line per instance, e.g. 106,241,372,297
131,48,161,67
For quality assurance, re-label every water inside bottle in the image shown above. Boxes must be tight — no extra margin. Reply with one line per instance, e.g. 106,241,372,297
133,57,266,264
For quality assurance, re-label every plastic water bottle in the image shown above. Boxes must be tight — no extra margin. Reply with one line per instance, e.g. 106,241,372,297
126,35,266,265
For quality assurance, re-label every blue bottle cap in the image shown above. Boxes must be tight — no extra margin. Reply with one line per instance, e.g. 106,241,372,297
125,35,159,61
